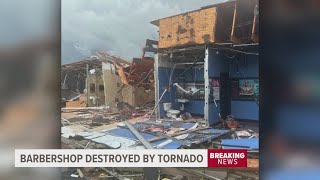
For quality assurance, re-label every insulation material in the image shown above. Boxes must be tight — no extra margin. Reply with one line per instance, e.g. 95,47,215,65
66,95,87,107
247,159,259,170
115,63,129,85
113,58,154,90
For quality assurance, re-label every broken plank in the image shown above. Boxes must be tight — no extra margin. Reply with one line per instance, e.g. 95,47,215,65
231,170,258,179
100,167,131,180
212,142,251,149
156,133,191,147
124,121,154,149
178,168,222,180
132,127,210,146
99,174,143,178
191,130,233,144
62,107,106,110
159,167,200,179
76,169,84,178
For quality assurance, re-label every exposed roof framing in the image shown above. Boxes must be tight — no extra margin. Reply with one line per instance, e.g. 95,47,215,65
61,58,102,72
62,52,129,72
96,51,130,66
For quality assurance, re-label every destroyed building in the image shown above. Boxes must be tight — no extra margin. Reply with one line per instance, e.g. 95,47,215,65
151,0,259,125
87,69,105,106
98,52,155,108
61,58,104,107
62,0,259,179
62,53,155,108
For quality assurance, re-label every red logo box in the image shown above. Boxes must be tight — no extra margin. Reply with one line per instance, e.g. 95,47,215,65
207,149,247,168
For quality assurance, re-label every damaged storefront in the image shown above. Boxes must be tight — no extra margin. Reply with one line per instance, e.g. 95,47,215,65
61,0,259,179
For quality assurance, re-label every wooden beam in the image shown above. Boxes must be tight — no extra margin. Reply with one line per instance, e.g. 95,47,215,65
131,127,210,146
251,2,259,42
124,121,154,149
155,133,192,146
230,1,238,42
230,0,257,44
100,167,130,180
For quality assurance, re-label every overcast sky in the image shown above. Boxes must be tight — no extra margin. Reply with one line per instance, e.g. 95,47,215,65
62,0,226,64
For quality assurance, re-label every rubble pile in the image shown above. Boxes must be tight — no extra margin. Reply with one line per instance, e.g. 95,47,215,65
61,104,259,179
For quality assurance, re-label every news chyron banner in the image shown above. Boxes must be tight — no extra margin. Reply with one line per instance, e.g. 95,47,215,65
15,149,247,168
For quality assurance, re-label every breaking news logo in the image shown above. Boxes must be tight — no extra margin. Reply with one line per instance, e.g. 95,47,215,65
208,149,247,168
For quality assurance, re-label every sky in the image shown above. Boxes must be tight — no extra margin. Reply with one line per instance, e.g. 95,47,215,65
61,0,226,64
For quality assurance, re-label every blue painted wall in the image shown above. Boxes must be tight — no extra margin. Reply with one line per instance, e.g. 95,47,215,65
183,67,204,81
208,49,229,77
184,101,204,115
158,66,206,117
231,101,259,120
228,55,259,121
207,49,229,123
229,55,259,78
157,50,259,122
158,67,178,117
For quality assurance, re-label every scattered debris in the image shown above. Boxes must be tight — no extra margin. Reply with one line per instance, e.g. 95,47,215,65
178,168,222,180
221,138,259,150
76,168,84,178
124,121,154,149
61,0,259,178
116,101,134,113
180,112,192,120
224,115,239,130
100,167,131,180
